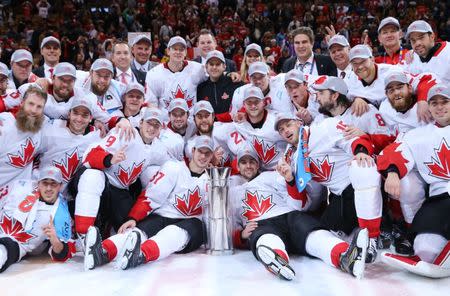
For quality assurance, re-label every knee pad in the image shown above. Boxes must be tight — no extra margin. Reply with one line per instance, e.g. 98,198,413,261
349,160,380,190
414,233,448,263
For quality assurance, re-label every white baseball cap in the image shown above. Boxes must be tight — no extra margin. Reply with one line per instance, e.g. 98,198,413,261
274,113,299,131
384,71,409,89
284,69,305,84
91,58,114,73
132,34,152,46
39,166,63,183
11,49,33,64
312,76,348,95
349,45,373,61
124,82,145,96
378,17,401,33
54,62,77,78
168,99,189,112
237,145,260,164
244,43,263,56
205,50,225,64
327,35,350,49
70,97,94,114
0,62,9,77
248,61,269,77
243,85,265,101
193,135,214,151
40,36,60,49
427,84,450,101
142,108,163,125
168,36,187,48
193,100,214,115
406,20,433,39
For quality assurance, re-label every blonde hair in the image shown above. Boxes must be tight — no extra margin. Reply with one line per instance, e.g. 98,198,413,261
239,55,267,83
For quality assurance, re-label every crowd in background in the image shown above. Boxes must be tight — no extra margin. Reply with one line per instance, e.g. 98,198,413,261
0,0,449,73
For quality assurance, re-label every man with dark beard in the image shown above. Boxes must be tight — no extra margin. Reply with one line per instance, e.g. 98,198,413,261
0,86,47,187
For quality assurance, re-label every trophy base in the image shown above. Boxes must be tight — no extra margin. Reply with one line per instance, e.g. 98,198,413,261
206,249,234,256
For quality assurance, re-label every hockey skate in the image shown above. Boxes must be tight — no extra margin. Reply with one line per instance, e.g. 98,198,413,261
118,231,145,270
366,237,378,263
84,226,109,271
256,245,296,281
339,228,369,279
391,224,414,256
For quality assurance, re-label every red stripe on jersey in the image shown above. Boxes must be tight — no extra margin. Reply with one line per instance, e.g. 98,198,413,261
416,74,437,102
51,241,77,262
377,142,409,178
215,112,232,122
128,190,153,221
433,242,450,266
433,42,447,57
83,145,110,169
351,134,375,156
369,133,396,154
286,181,307,208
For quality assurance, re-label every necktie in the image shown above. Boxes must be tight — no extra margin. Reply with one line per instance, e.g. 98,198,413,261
297,62,310,72
49,68,54,78
340,71,346,79
120,72,127,84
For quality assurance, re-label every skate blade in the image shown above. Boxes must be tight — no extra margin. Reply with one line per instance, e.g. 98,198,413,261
83,227,98,271
353,228,369,279
257,246,295,281
117,232,138,270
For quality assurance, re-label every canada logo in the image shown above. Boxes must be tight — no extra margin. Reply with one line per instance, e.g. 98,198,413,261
252,138,278,164
165,85,195,108
425,138,450,180
173,186,203,216
53,149,81,182
310,156,335,183
242,191,275,221
0,214,35,243
115,161,144,187
7,138,36,168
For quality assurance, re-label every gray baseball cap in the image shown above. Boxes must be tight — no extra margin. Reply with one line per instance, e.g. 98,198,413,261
193,100,214,115
384,71,409,89
274,113,299,131
237,145,260,164
168,98,189,112
40,36,61,49
244,43,263,56
11,49,33,63
284,69,305,84
168,36,187,48
70,97,94,114
312,76,348,95
243,86,265,101
39,166,63,183
248,61,269,77
327,35,350,49
132,34,152,46
0,62,9,77
349,45,373,61
378,17,401,33
205,50,225,64
142,108,163,125
427,84,450,101
124,82,145,96
406,20,433,39
193,135,214,151
54,62,77,78
91,58,114,73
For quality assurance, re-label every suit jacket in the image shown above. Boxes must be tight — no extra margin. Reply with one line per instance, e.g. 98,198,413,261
282,54,337,76
32,65,45,78
193,56,237,72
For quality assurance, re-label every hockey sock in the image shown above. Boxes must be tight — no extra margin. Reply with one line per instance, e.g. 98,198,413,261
0,245,7,268
388,199,403,221
256,234,289,261
414,234,448,263
102,240,117,262
142,225,189,262
74,169,105,234
305,229,348,267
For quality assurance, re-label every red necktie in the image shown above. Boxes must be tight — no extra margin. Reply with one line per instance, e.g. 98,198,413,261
120,72,127,84
49,68,54,78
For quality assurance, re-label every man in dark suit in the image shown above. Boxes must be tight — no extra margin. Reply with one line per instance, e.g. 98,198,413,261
193,29,237,72
282,27,337,76
130,34,158,86
32,36,61,78
111,41,142,86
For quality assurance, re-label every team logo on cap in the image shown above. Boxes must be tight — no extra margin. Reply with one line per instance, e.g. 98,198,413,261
314,76,327,85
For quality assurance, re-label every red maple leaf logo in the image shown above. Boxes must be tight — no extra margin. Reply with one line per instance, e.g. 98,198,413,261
425,139,450,180
168,85,195,108
115,161,144,187
53,149,81,182
173,186,203,216
252,138,278,164
7,138,36,168
310,156,335,182
0,214,35,243
242,191,275,221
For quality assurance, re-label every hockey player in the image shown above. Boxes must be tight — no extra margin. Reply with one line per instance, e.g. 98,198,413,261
0,166,73,273
0,86,47,188
83,135,214,271
69,108,169,237
185,100,244,167
122,82,146,127
166,98,197,141
37,97,101,192
230,147,369,280
379,84,450,278
403,20,450,84
275,90,384,263
0,62,22,113
234,86,287,171
145,36,207,111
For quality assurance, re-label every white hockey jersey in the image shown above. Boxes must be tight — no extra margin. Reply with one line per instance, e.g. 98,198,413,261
0,113,42,187
145,61,207,110
128,160,209,221
82,127,169,189
234,110,287,171
402,42,450,84
38,119,102,186
0,180,72,259
0,89,21,113
347,63,401,107
230,171,309,226
75,70,126,116
378,124,449,197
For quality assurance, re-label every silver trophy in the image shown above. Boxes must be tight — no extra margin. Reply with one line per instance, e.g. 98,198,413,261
205,167,233,255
